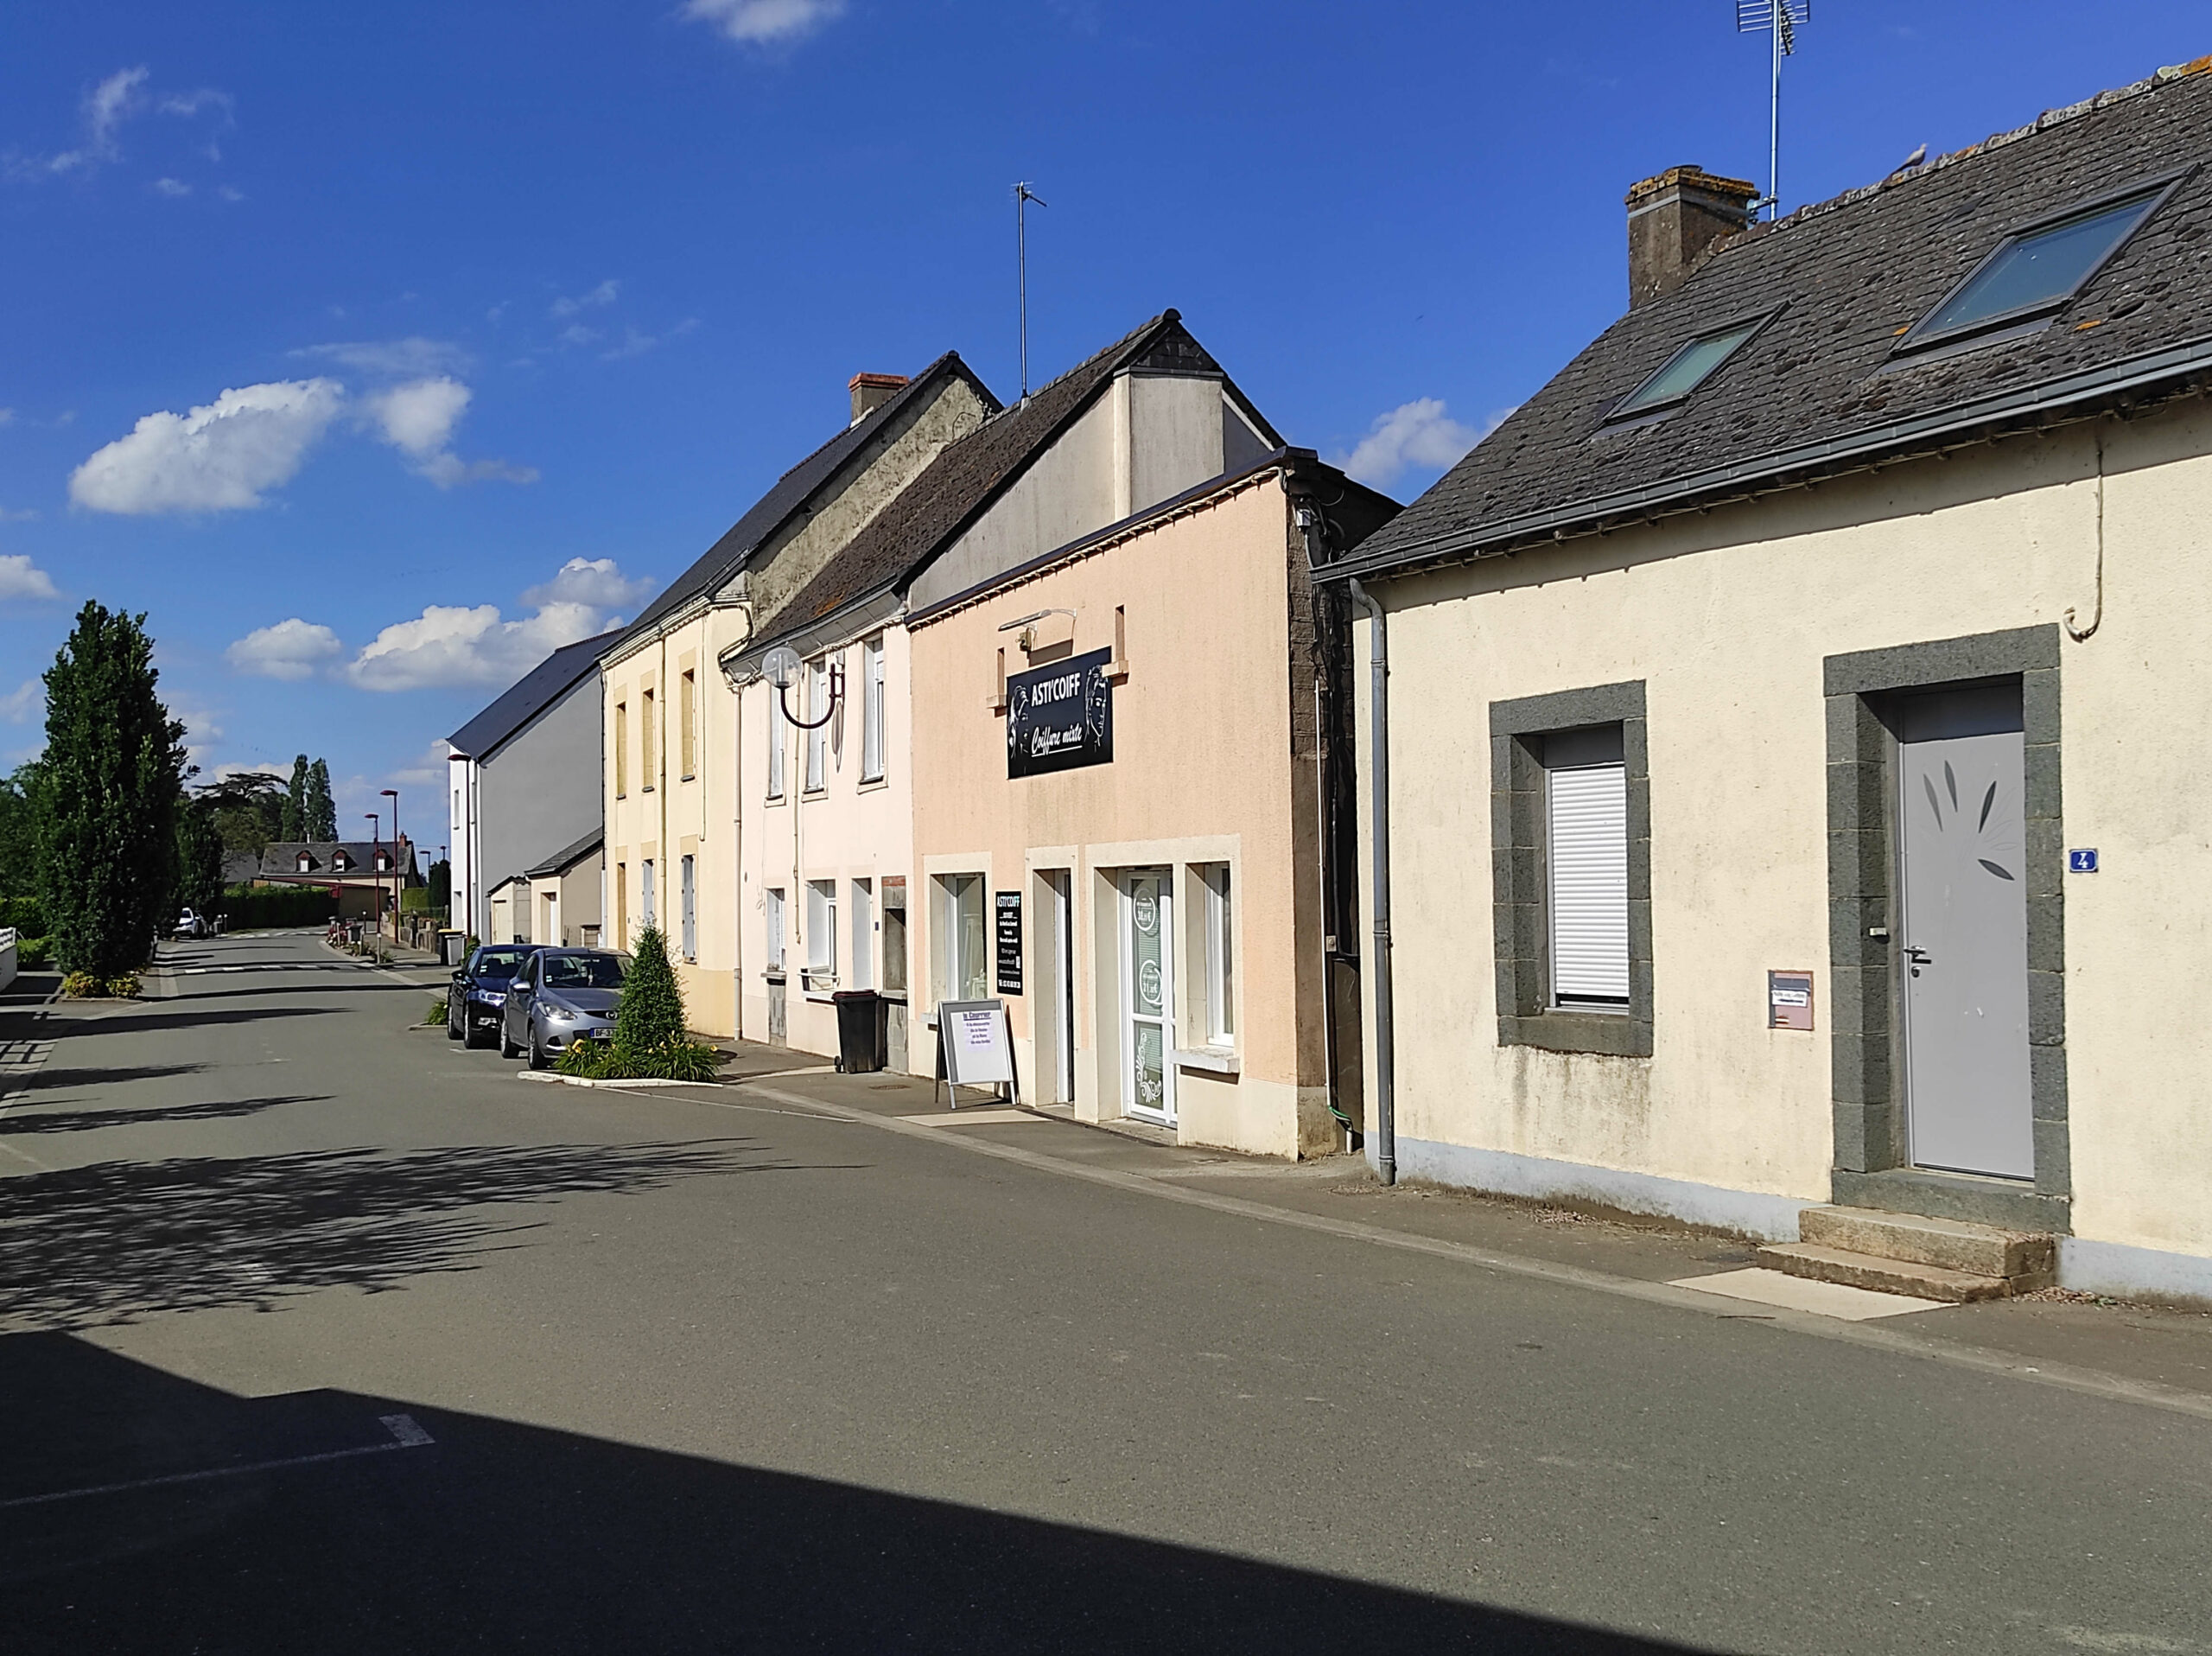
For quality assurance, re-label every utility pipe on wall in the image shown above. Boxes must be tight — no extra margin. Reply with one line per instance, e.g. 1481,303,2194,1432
1345,578,1396,1187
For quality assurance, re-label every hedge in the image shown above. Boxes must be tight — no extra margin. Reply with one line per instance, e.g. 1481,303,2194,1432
0,896,47,937
221,884,339,929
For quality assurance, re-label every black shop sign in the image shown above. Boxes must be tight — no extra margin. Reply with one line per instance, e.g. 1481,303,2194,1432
1007,647,1113,779
995,890,1023,996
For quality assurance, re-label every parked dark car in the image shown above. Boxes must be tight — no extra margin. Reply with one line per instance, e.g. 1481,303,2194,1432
501,948,631,1068
448,944,543,1048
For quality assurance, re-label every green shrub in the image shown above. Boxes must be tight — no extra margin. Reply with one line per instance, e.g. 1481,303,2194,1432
422,997,447,1026
222,884,339,930
62,969,139,999
556,1035,617,1079
0,896,47,937
612,926,685,1062
15,935,53,970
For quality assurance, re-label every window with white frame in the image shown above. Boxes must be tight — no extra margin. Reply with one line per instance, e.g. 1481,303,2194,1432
1197,863,1235,1044
804,659,828,792
641,858,657,930
1544,726,1630,1008
806,879,837,982
766,690,785,799
933,873,988,1003
679,854,696,961
765,886,785,972
861,635,886,782
849,877,874,990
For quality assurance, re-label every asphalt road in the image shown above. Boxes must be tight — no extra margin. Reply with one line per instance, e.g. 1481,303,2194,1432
2,930,2208,1654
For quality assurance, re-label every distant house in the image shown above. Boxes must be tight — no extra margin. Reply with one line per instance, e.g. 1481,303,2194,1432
221,849,261,889
448,628,620,944
257,839,416,920
485,829,604,948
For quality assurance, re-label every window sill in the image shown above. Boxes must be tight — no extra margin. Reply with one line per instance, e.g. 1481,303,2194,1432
680,773,696,784
857,774,888,793
1174,1046,1240,1076
1498,1010,1652,1059
800,787,828,801
764,970,787,984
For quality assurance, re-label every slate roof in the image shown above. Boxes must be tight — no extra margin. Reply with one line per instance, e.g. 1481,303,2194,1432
1329,57,2212,582
258,839,414,881
607,353,998,652
756,310,1283,640
448,629,622,761
524,828,603,880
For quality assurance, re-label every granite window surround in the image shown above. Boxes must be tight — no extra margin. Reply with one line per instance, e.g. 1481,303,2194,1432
1824,625,2071,1233
1491,681,1653,1058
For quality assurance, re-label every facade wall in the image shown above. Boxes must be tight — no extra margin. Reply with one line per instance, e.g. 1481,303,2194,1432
526,851,603,947
910,475,1337,1158
733,626,916,1061
474,671,605,937
1352,404,2212,1277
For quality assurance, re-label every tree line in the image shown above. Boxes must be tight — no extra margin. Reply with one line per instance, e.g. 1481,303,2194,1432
0,601,341,982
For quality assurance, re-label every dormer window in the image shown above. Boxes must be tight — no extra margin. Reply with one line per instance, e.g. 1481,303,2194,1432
375,852,392,873
333,851,352,872
296,852,313,874
1896,174,2183,353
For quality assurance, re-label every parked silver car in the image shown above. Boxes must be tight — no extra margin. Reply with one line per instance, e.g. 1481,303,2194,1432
501,947,630,1067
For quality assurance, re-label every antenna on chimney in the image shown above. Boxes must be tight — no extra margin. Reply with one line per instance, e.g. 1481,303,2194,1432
1014,182,1046,400
1735,0,1810,220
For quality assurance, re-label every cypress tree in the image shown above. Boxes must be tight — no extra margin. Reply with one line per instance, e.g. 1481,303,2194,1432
175,797,226,915
36,602,187,978
282,755,308,842
304,759,336,841
613,924,687,1060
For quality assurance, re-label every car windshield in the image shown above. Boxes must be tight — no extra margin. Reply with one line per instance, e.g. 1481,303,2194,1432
473,947,534,979
539,953,628,990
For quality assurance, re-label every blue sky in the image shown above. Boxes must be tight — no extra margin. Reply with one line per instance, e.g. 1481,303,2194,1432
0,0,2196,847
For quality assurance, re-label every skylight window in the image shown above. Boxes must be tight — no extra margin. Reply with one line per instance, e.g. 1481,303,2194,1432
1898,176,2180,351
1608,318,1764,421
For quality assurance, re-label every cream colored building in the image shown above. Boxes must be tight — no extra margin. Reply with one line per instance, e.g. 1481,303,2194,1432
598,360,996,1034
1322,61,2212,1302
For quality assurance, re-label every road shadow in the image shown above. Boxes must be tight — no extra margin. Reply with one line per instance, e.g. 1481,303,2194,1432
48,1005,338,1038
0,1334,1713,1654
0,1093,326,1135
0,1137,818,1329
17,1063,205,1094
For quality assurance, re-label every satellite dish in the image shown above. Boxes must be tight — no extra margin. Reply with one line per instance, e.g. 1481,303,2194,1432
762,646,803,691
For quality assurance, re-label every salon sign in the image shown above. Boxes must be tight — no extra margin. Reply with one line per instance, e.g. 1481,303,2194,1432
1006,647,1114,778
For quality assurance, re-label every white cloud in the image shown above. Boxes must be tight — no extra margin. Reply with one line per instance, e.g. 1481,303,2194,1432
41,66,149,175
0,679,38,723
150,175,191,197
364,376,470,459
523,557,656,610
1337,398,1494,488
344,559,642,691
69,378,346,513
346,602,606,691
601,317,699,361
0,554,60,601
683,0,847,44
549,278,619,318
293,336,469,378
417,454,540,488
556,324,600,348
226,617,343,681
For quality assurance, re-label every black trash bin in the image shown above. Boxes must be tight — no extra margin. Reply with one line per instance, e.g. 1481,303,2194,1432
832,989,886,1073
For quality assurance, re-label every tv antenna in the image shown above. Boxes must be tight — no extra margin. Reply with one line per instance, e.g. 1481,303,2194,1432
1014,182,1046,399
1736,0,1810,220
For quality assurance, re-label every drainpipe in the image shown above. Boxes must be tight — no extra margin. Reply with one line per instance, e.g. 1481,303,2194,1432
1345,578,1396,1187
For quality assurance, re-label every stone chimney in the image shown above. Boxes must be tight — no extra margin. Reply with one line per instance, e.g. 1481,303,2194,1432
849,372,910,425
1624,166,1760,309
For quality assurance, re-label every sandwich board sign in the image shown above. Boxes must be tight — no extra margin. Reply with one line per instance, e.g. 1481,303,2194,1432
935,998,1017,1108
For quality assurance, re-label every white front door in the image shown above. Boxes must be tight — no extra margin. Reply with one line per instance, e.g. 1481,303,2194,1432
1120,869,1174,1125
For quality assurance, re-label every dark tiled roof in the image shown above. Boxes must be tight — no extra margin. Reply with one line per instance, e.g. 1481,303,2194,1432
1336,59,2212,580
760,310,1276,637
609,353,997,648
448,629,623,759
525,828,603,879
258,839,413,880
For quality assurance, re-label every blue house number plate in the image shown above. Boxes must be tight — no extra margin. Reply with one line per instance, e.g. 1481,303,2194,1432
2068,849,2099,874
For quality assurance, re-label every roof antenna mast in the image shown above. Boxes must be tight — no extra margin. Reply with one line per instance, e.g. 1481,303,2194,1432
1736,0,1810,220
1014,182,1046,400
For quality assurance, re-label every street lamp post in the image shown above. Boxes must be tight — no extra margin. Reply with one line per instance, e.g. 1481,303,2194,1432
381,788,400,944
365,812,379,939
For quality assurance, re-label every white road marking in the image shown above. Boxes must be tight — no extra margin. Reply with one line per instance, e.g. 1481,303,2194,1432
0,1414,435,1509
1669,1267,1949,1322
898,1109,1044,1126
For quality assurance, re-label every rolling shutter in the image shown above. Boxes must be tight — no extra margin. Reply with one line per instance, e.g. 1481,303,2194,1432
1548,761,1630,1003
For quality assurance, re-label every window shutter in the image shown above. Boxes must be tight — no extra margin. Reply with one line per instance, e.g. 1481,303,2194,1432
1548,763,1630,1003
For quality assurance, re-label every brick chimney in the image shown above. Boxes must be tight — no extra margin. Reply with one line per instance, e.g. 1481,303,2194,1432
849,372,910,425
1624,166,1760,309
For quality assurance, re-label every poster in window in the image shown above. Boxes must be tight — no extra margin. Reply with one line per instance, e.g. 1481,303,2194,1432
995,890,1024,996
1007,647,1113,778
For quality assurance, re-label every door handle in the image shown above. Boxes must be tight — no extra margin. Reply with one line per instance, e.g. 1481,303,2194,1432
1904,945,1933,977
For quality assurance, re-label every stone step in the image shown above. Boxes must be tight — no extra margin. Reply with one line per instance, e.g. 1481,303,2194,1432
1797,1205,2055,1283
1754,1242,2012,1303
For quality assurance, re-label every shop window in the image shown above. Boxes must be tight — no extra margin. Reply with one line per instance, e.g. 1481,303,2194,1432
1194,863,1235,1045
933,873,988,1003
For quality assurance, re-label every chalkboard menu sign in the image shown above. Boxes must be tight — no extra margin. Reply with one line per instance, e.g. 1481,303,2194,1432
995,890,1023,995
1007,647,1113,778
